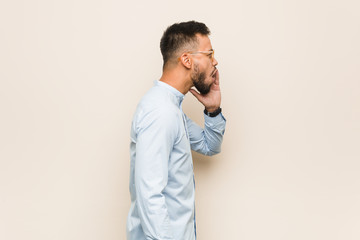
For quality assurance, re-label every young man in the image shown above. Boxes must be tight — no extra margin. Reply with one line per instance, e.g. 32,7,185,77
126,21,226,240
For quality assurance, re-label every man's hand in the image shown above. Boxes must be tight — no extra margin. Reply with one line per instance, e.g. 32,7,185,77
189,70,221,113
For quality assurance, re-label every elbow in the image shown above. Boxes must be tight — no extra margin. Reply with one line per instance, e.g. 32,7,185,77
205,147,221,156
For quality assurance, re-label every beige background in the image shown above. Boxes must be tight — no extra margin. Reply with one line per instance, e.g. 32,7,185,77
1,0,359,239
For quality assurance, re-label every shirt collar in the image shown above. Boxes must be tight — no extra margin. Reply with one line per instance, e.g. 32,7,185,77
155,80,185,106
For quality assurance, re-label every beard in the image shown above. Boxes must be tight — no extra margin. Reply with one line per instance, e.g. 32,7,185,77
191,64,211,95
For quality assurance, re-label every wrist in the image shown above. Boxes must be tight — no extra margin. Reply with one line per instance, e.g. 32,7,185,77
205,106,220,113
204,107,222,117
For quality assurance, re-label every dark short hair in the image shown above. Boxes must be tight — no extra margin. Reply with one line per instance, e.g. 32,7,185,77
160,21,210,68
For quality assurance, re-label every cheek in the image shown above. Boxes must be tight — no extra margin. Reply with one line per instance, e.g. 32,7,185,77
198,61,212,77
199,63,209,72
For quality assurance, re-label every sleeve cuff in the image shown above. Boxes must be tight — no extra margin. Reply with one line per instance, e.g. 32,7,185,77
204,112,226,125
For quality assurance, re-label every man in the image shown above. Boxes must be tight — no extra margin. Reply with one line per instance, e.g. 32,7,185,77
126,21,226,240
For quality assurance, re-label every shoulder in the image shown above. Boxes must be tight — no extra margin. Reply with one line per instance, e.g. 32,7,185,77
133,86,182,131
139,85,171,106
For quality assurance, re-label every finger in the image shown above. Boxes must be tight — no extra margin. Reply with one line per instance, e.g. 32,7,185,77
189,89,203,100
214,70,220,85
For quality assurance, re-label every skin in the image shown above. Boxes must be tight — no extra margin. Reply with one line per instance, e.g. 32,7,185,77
159,34,221,113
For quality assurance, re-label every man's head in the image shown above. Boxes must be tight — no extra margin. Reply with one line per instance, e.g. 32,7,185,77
160,21,210,67
160,21,218,94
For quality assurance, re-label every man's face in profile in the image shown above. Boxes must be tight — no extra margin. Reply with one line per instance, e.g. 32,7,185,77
191,34,218,95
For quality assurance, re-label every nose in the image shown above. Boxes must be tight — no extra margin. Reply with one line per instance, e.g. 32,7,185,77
212,57,218,66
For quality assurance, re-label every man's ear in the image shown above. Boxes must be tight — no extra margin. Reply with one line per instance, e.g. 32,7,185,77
179,53,192,69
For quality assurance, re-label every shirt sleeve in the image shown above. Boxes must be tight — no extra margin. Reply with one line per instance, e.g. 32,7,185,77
134,107,179,240
185,112,226,156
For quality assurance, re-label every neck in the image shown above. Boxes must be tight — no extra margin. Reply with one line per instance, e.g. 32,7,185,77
159,67,193,95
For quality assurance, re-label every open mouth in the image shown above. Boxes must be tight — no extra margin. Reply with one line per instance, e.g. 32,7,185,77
210,68,217,80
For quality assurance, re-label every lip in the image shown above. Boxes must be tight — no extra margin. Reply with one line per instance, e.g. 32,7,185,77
211,68,217,77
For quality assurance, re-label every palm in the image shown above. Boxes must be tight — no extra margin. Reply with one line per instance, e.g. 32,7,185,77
189,70,221,112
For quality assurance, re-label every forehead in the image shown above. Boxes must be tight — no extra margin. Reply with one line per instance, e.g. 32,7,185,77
196,34,212,50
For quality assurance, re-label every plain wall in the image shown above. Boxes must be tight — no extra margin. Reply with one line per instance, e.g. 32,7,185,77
1,0,359,239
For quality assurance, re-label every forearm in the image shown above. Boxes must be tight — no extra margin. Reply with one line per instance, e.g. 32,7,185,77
135,148,175,239
135,184,174,239
187,113,226,156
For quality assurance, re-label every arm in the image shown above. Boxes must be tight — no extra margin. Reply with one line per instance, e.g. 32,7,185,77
134,107,178,240
185,113,226,156
188,69,226,155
